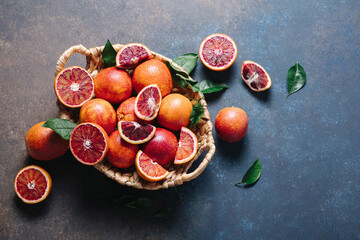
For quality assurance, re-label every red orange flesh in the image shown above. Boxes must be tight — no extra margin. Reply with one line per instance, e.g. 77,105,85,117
54,66,94,108
135,150,169,182
116,43,152,69
69,123,109,165
174,127,198,165
14,165,52,204
199,33,237,71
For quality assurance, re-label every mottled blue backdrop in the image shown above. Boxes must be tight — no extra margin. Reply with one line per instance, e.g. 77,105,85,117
0,0,359,239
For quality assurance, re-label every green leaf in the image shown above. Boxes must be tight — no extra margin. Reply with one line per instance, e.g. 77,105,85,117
101,193,153,210
235,159,262,186
165,61,197,83
174,185,183,201
42,118,77,140
174,74,189,90
124,197,152,209
199,79,229,94
102,40,117,69
154,208,171,218
173,53,198,74
189,102,204,127
287,62,306,98
176,74,200,92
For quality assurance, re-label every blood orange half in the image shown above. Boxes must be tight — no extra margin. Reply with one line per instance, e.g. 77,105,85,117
14,165,52,204
199,33,237,71
135,84,162,121
241,60,271,92
118,121,156,144
69,123,109,165
54,66,94,108
116,43,152,69
135,150,169,182
174,127,198,165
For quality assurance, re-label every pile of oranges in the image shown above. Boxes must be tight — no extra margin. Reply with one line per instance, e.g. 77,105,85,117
16,34,270,204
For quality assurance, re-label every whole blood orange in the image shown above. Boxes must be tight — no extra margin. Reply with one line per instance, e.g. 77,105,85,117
14,165,52,204
215,107,248,143
135,150,169,182
54,66,94,108
116,97,139,122
142,128,178,166
79,98,117,135
25,121,69,161
106,130,138,168
132,59,172,97
157,93,193,132
199,33,237,71
93,67,132,104
116,97,154,125
70,123,109,165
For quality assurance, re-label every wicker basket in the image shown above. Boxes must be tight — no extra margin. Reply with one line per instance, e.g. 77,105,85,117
55,44,215,190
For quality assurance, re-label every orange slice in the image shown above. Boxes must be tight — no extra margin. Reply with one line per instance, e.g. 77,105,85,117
241,60,271,92
14,165,52,204
199,33,237,71
134,84,162,121
174,127,198,164
135,150,169,182
69,123,109,165
54,66,94,108
116,43,152,69
118,121,156,144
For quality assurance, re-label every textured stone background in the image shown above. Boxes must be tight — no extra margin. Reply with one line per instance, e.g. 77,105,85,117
1,0,359,239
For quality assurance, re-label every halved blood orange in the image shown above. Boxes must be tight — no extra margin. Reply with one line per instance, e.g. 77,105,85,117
14,165,52,204
134,84,162,121
241,60,271,92
174,127,198,165
135,150,169,182
116,43,152,69
118,121,156,144
69,123,109,165
199,33,237,71
54,66,94,108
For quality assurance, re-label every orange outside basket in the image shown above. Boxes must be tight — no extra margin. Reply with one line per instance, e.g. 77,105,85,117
55,44,215,190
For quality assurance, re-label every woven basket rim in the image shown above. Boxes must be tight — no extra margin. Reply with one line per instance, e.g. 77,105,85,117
55,44,216,190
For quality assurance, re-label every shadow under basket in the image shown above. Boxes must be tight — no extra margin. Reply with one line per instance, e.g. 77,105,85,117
55,44,216,190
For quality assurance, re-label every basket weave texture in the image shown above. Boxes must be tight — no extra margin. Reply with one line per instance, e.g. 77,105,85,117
55,44,215,190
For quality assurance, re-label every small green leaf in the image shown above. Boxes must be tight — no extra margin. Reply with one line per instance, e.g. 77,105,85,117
190,102,204,127
174,53,198,74
102,40,117,69
165,61,188,78
101,193,153,210
199,79,229,94
165,61,197,83
174,74,189,90
287,62,306,98
235,159,262,186
134,197,152,209
154,207,171,218
174,185,183,201
42,118,77,140
188,82,200,93
176,74,200,92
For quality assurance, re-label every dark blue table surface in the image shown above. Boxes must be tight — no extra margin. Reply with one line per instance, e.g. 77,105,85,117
1,1,359,239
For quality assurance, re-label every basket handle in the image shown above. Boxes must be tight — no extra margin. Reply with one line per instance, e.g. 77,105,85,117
179,104,216,183
55,44,91,76
180,140,216,183
55,44,125,78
